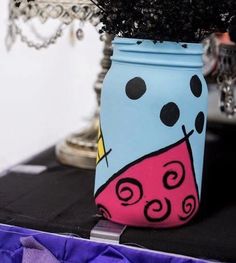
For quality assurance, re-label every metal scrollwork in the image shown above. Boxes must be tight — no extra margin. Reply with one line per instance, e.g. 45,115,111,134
10,0,100,24
6,0,100,50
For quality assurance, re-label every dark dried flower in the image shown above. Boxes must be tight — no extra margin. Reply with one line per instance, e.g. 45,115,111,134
91,0,236,43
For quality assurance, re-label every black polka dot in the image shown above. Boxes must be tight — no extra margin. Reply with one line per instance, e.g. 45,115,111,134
160,102,180,127
195,112,205,134
190,75,202,98
125,77,146,100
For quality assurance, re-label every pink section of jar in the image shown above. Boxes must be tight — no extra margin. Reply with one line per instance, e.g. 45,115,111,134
95,137,199,228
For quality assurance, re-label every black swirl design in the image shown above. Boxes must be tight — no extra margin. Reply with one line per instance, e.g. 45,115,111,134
97,204,112,219
163,161,185,190
144,198,171,222
179,195,197,221
116,178,143,206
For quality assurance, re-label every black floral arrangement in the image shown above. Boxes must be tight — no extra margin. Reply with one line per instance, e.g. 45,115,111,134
91,0,236,43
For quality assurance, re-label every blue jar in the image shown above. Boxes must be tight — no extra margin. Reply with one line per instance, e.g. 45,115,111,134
95,38,208,228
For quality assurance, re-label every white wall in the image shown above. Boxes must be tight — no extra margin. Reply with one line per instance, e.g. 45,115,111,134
0,1,103,172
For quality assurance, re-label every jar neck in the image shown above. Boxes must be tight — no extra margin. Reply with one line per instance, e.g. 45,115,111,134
112,37,204,69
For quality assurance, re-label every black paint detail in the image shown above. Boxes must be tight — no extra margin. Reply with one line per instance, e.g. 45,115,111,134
137,41,142,45
96,123,112,167
190,75,202,98
97,204,112,219
179,195,197,221
96,149,112,167
95,128,194,198
181,125,199,200
116,178,143,206
182,44,188,48
160,102,180,127
195,112,205,134
163,161,185,190
125,77,147,100
144,198,171,222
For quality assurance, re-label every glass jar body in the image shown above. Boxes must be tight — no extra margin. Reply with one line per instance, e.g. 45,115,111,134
95,38,208,228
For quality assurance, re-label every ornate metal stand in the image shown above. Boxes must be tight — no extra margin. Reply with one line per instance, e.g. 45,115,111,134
217,44,236,118
203,34,236,119
56,34,113,169
7,0,114,169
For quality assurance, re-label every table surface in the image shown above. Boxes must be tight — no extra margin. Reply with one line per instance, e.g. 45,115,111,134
0,124,236,262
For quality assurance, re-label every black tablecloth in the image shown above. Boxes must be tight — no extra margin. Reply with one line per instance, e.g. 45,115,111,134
0,125,236,262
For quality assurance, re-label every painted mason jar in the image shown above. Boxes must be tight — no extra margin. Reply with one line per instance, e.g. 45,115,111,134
95,38,208,228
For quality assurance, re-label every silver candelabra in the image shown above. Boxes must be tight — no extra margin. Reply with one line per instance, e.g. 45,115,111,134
56,34,113,169
7,0,113,169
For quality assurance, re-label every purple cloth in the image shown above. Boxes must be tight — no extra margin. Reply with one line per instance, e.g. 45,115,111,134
89,246,131,263
0,224,211,263
20,236,59,263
